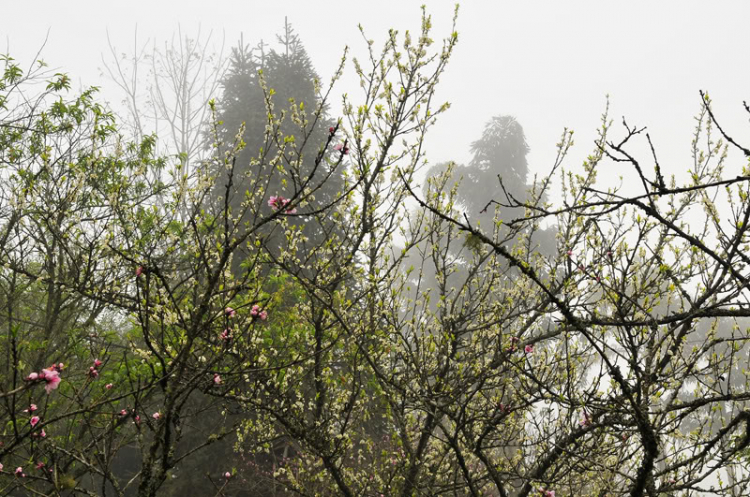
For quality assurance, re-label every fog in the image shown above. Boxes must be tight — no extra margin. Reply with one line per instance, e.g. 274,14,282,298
4,1,749,184
2,2,750,496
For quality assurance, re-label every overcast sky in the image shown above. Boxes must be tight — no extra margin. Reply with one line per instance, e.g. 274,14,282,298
3,0,749,194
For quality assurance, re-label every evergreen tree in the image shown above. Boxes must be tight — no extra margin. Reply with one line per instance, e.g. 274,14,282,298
425,115,544,232
418,115,555,276
213,22,342,274
400,113,557,363
201,23,347,491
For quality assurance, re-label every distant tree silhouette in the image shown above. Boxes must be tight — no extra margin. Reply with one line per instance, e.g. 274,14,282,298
212,21,343,275
102,28,228,178
458,115,530,220
410,115,555,306
200,22,347,494
425,115,553,247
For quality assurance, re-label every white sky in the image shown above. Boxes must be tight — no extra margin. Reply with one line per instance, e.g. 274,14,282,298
3,0,750,194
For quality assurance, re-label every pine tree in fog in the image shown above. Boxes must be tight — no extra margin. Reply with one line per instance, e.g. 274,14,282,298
212,21,343,274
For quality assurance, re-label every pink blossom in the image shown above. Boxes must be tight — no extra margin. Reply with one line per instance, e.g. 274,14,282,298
135,266,144,277
93,359,103,368
152,412,161,420
524,344,534,354
0,463,3,471
27,372,39,381
24,404,38,413
225,307,236,318
268,195,297,214
134,415,141,424
30,416,40,427
328,126,336,134
42,369,61,394
35,462,44,470
89,367,99,378
220,329,231,341
213,374,222,385
333,143,349,155
250,305,268,321
579,411,592,427
55,363,64,372
106,383,113,390
15,467,24,477
225,472,231,478
120,409,128,416
566,250,573,257
541,491,555,497
39,429,46,438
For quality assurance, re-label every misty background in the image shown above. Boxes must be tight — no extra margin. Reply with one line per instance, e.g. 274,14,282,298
3,0,749,196
2,2,750,495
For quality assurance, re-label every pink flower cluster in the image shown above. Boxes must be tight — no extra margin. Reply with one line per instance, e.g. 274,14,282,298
540,490,555,497
118,408,141,426
89,358,103,378
27,411,45,441
225,307,236,318
268,195,297,214
506,337,536,355
506,336,520,353
26,367,61,394
579,411,592,427
220,329,231,341
334,143,349,155
250,305,268,321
